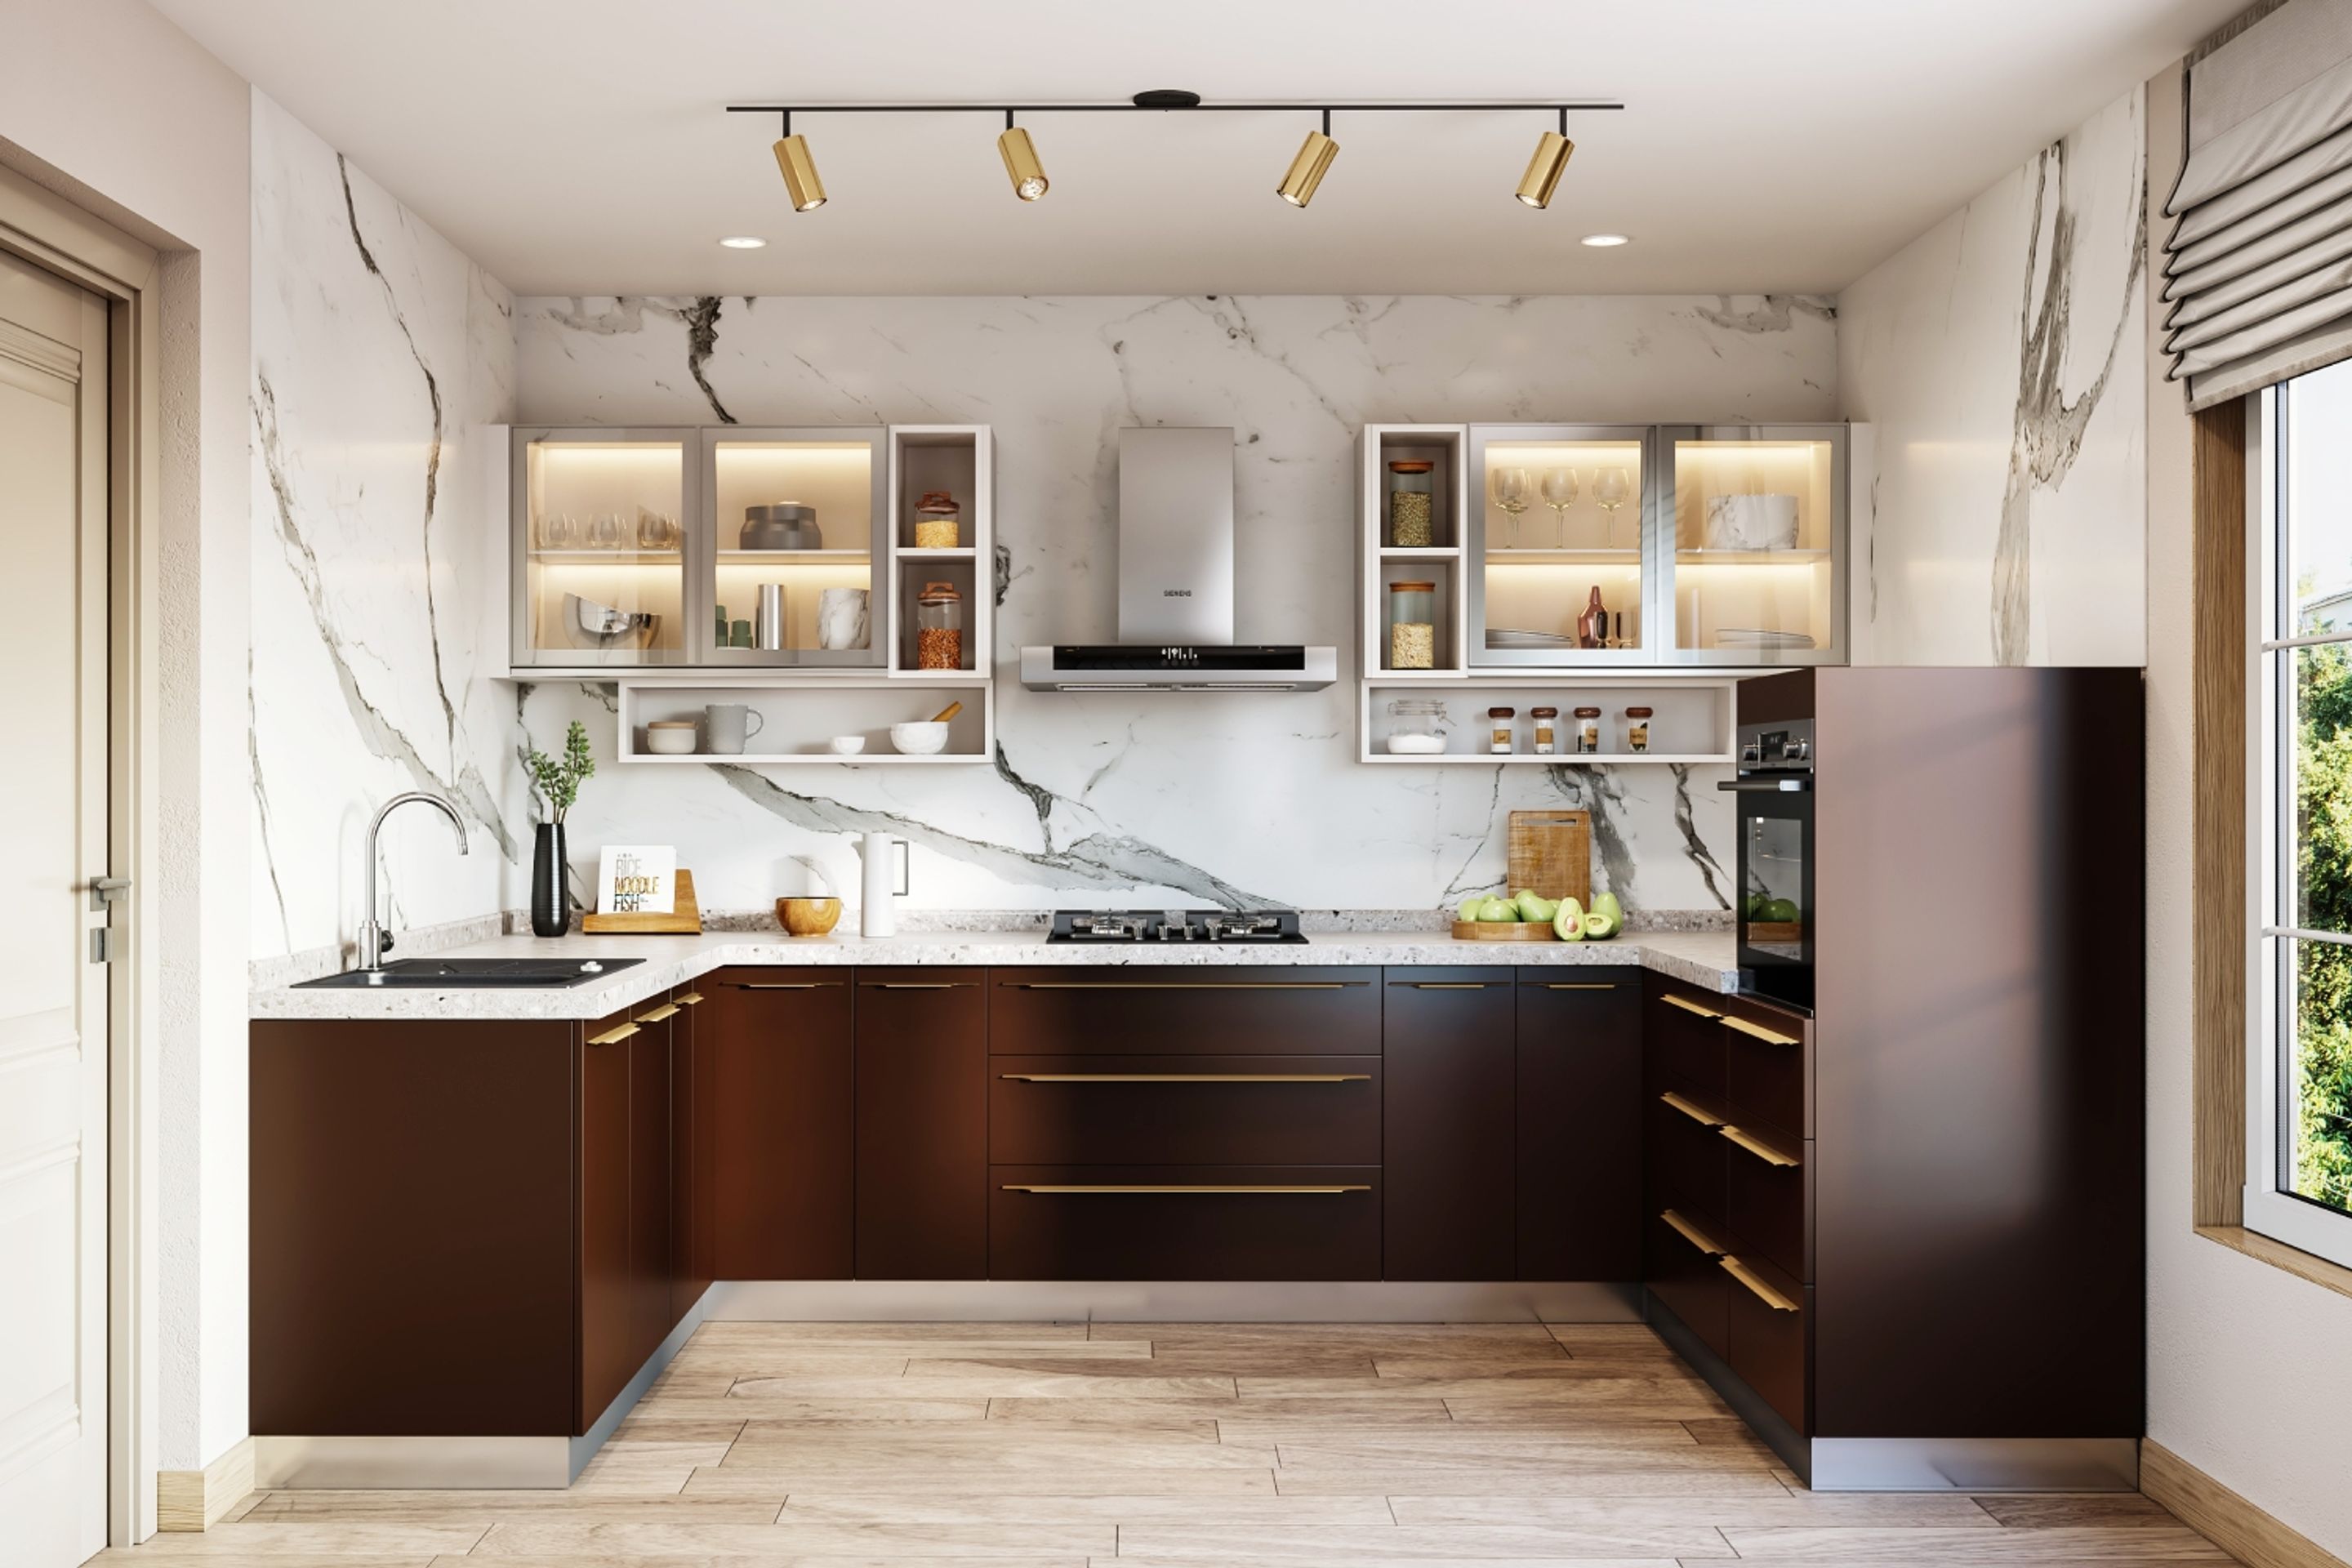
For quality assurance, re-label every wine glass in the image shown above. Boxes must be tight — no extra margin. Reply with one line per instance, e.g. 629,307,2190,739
1539,468,1579,549
1490,466,1532,549
1592,466,1633,550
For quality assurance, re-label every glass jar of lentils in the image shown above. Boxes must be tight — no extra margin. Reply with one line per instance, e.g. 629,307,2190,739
915,490,960,549
1388,461,1436,547
915,581,964,670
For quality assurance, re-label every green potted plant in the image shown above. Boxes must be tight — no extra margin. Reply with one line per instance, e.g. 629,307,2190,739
523,720,596,937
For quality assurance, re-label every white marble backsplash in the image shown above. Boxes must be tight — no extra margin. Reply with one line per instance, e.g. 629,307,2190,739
508,292,1838,919
249,92,522,960
1839,87,2147,666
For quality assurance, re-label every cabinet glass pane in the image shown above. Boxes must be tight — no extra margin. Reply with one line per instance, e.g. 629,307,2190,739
1480,437,1644,653
710,439,877,662
523,439,686,661
1672,439,1835,656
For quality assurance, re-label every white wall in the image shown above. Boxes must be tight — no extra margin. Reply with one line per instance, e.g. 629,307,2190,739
0,0,252,1488
2143,59,2352,1559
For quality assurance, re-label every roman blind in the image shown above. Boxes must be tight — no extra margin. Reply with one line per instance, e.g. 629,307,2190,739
2164,0,2352,408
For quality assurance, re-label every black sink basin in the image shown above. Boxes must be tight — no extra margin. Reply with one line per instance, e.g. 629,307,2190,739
295,956,648,989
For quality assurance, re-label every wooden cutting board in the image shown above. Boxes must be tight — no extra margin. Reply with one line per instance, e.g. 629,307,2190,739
581,868,703,934
1507,810,1592,907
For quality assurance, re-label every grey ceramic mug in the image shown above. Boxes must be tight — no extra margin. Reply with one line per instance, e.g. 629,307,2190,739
704,703,765,755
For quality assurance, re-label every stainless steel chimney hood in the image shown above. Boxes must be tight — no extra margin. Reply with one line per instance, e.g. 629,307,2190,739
1021,426,1338,691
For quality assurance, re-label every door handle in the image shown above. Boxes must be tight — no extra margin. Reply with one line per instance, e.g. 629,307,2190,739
1536,982,1618,991
998,1072,1372,1083
1659,994,1721,1020
1403,982,1490,990
1719,1125,1800,1167
1660,1208,1727,1258
1720,1256,1801,1312
1000,1183,1371,1195
1717,777,1812,793
586,1022,639,1046
1659,1091,1722,1128
1007,982,1352,991
635,1003,680,1023
1722,1015,1799,1046
733,982,844,989
675,991,706,1006
863,982,973,989
88,875,131,912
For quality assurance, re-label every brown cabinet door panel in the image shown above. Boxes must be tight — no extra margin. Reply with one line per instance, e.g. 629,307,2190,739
1722,1129,1810,1285
988,968,1379,1055
702,969,855,1279
1723,1004,1810,1142
1645,1210,1730,1358
990,1165,1380,1280
856,969,988,1281
1646,1093,1729,1236
1382,969,1515,1281
1647,982,1730,1098
1514,972,1642,1281
670,986,713,1321
627,1004,675,1366
578,1016,635,1429
1723,1256,1809,1434
991,1055,1381,1165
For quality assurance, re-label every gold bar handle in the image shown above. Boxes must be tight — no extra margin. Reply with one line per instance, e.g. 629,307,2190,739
864,982,973,989
585,1022,639,1046
1723,1015,1800,1046
999,1072,1371,1083
1661,994,1722,1020
734,981,843,990
1659,1091,1722,1128
1660,1207,1727,1258
1405,982,1490,990
1009,981,1352,991
1000,1183,1370,1195
634,1003,680,1023
1539,982,1619,991
1719,1125,1801,1168
1721,1256,1801,1312
675,991,706,1006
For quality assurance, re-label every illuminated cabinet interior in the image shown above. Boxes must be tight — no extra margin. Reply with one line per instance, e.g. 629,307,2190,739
1665,429,1845,660
514,432,693,669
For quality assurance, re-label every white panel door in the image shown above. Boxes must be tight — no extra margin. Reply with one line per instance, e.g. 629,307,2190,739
0,249,110,1566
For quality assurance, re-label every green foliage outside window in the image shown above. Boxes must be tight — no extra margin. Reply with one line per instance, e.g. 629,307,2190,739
2294,635,2352,1211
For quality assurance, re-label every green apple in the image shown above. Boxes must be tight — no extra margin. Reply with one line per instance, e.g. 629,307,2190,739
1552,898,1586,942
1476,898,1520,923
1514,889,1560,924
1582,911,1614,939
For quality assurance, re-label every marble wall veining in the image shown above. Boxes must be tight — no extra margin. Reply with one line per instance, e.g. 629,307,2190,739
1839,87,2148,666
249,92,520,961
510,294,1838,918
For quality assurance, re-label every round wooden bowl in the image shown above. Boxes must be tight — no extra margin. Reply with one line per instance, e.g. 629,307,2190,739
777,897,843,936
1451,920,1557,942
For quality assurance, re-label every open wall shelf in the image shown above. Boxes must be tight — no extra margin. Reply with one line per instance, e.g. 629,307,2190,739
617,676,995,765
1359,675,1737,766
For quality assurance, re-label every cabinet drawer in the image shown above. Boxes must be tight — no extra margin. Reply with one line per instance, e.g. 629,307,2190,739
989,969,1379,1055
1723,1004,1809,1140
1721,1124,1809,1284
991,1056,1379,1165
1647,1091,1728,1230
989,1165,1380,1281
1649,987,1729,1096
1722,1251,1809,1433
1646,1209,1729,1357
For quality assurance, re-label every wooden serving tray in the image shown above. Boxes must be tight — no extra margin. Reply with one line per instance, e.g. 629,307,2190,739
1451,919,1557,942
1748,919,1802,945
581,869,702,935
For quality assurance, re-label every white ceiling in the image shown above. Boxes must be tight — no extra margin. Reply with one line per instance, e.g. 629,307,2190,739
155,0,2237,296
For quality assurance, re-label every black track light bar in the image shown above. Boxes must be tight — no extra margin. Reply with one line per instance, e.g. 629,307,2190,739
726,99,1624,117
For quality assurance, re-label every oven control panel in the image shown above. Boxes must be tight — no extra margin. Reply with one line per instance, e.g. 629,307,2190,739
1735,718,1815,773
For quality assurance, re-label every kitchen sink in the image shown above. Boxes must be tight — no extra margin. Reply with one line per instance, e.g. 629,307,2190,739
294,957,648,989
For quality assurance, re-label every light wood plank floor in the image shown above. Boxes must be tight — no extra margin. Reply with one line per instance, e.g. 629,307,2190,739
102,1322,2233,1566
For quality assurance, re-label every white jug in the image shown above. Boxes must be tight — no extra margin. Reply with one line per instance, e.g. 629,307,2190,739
857,831,898,937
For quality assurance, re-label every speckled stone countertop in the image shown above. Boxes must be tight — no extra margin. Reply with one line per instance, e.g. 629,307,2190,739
249,928,1742,1022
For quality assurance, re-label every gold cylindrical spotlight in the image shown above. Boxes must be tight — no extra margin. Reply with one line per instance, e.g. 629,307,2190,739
1516,128,1574,209
772,112,826,212
1276,111,1339,207
999,114,1049,201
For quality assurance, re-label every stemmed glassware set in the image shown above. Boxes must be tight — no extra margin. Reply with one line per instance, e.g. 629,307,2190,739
535,510,680,551
1490,463,1634,549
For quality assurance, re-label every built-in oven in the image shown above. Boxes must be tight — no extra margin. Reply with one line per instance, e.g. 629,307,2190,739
1719,717,1814,1010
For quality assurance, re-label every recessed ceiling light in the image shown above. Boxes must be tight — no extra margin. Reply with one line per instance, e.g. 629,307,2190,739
1580,233,1630,247
719,235,768,249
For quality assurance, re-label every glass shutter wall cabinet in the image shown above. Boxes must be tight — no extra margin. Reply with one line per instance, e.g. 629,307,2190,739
1468,425,1657,668
699,427,889,668
512,428,697,670
1659,424,1846,666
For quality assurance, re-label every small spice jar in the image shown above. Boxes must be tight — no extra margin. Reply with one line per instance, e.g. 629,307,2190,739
1624,706,1654,753
915,581,964,670
914,490,961,550
1574,706,1603,754
1387,581,1437,669
1530,706,1560,755
1488,706,1517,755
1388,461,1436,548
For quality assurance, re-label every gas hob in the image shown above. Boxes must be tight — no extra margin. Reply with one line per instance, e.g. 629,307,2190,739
1046,908,1308,944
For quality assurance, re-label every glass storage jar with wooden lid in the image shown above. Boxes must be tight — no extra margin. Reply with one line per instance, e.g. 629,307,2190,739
1387,581,1437,669
1624,706,1653,753
1573,706,1603,754
1530,706,1559,755
1488,706,1517,755
1387,461,1436,547
914,490,960,549
915,581,964,670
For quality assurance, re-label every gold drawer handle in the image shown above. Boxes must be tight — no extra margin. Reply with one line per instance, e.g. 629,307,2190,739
635,1003,680,1023
1721,1255,1801,1312
865,982,972,989
1001,1183,1370,1195
735,981,844,990
1723,1016,1799,1046
1539,982,1618,991
585,1022,639,1046
1659,1091,1722,1128
1660,1207,1727,1258
1000,1072,1371,1083
675,991,705,1006
1720,1125,1801,1168
1404,982,1490,990
1661,994,1722,1020
1009,981,1353,991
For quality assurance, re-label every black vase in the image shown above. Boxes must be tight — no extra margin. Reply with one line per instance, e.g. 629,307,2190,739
531,821,569,938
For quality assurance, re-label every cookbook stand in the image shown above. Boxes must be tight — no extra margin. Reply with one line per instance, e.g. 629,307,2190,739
581,869,703,935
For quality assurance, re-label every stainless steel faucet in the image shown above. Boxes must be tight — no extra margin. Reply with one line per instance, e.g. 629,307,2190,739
359,791,470,969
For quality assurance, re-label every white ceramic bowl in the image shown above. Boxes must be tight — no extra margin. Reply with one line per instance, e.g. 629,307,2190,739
1704,493,1800,551
827,735,866,755
889,721,950,755
645,724,698,755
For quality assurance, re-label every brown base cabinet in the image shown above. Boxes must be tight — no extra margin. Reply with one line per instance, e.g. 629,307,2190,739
1515,972,1643,1281
1382,969,1517,1281
855,969,988,1280
701,969,854,1279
